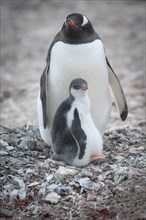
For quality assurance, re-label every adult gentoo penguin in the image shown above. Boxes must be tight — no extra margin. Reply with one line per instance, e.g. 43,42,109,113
51,78,105,167
37,13,128,146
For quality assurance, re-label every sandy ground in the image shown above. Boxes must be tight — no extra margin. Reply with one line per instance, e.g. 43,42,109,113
0,0,145,133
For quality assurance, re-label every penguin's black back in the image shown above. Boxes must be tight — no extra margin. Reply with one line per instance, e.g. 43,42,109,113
51,97,78,163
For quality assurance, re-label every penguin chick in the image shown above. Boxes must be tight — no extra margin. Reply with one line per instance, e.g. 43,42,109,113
51,78,105,167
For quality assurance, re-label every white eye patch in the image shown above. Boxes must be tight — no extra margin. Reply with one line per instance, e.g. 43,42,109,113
82,15,88,26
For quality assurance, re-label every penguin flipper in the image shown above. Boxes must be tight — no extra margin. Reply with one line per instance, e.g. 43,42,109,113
40,66,48,128
40,32,63,129
70,108,87,159
106,58,128,121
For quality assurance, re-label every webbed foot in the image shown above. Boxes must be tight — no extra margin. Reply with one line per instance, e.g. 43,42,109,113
90,154,107,162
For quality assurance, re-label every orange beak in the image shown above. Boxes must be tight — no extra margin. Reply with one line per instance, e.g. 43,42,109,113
81,85,88,90
68,20,75,27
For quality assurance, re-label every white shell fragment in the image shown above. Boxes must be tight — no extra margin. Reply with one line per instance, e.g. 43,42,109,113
44,192,61,204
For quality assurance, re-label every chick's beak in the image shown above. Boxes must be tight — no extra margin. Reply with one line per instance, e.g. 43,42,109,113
81,85,88,90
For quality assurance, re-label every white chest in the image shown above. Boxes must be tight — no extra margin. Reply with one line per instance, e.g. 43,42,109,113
49,39,108,87
66,100,103,166
47,39,111,135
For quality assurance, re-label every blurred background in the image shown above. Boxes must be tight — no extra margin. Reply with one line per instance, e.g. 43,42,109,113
0,0,145,132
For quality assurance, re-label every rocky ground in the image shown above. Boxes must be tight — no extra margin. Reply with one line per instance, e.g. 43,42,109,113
0,1,146,220
0,125,146,220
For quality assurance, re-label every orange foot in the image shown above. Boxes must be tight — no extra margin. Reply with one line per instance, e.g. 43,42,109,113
90,154,107,162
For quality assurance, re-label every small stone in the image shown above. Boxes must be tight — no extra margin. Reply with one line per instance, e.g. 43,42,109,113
17,168,24,175
6,146,14,151
9,166,18,174
115,155,125,161
129,147,138,154
3,184,13,191
10,189,19,201
76,177,94,190
18,139,30,150
69,180,80,188
55,185,71,196
28,181,39,187
96,196,105,204
18,188,26,200
26,168,35,175
44,192,61,204
0,139,8,148
87,192,99,201
44,158,65,166
46,174,53,182
29,205,40,215
32,205,40,215
54,166,77,182
0,208,13,218
0,150,9,155
38,155,46,159
34,128,42,141
32,150,39,157
47,184,58,192
113,167,128,185
38,187,46,197
137,146,145,152
80,170,94,178
13,176,25,188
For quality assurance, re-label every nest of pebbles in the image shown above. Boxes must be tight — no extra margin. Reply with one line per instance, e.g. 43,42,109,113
0,124,146,220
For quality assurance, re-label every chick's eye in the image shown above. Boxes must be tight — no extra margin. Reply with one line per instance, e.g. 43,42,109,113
73,85,78,89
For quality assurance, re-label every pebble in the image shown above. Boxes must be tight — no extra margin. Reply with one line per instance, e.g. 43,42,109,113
10,189,19,201
47,184,58,192
46,174,54,182
28,181,40,187
29,204,41,215
0,138,9,147
32,205,40,215
44,192,61,204
129,147,139,154
0,208,13,218
55,185,71,196
76,177,93,189
6,146,15,151
0,150,9,155
79,170,94,178
12,176,25,188
18,188,26,200
44,158,65,166
3,183,13,191
137,146,145,152
54,166,78,182
38,187,46,197
18,139,30,150
114,155,125,161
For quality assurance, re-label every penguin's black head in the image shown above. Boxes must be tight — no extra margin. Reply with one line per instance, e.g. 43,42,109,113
61,13,97,43
69,78,88,98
